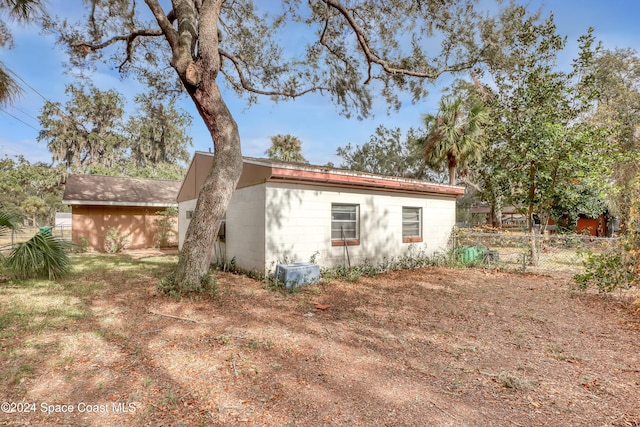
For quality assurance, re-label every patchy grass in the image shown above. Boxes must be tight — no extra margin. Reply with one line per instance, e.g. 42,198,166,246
0,253,639,426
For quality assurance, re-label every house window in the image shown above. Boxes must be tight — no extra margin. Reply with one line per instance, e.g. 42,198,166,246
186,210,193,219
331,204,359,246
218,214,226,242
402,207,422,243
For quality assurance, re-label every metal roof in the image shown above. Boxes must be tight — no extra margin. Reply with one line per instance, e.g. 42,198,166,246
177,152,465,202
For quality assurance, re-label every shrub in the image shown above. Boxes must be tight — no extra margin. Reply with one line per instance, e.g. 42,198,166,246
154,207,178,248
574,250,635,293
74,237,89,253
320,247,451,282
104,227,130,253
574,180,640,293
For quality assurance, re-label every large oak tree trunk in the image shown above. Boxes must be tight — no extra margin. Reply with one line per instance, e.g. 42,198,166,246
175,82,243,287
169,1,243,288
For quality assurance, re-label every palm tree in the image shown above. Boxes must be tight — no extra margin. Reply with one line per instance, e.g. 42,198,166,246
265,134,309,163
0,0,44,106
417,96,487,185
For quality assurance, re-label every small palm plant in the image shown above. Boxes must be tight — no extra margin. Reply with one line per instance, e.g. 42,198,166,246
0,209,71,280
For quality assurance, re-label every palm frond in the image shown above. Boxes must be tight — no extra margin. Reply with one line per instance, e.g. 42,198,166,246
6,232,72,280
0,210,20,237
4,0,44,21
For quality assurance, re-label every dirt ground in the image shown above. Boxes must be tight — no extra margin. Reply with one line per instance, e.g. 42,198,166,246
2,257,640,426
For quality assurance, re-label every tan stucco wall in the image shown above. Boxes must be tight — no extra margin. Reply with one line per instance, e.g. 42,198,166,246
72,206,177,251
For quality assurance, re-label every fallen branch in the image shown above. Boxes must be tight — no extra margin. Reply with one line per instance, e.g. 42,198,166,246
139,329,163,335
148,309,199,323
428,399,458,421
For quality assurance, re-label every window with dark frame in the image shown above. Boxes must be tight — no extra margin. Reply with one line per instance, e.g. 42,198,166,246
331,204,359,246
218,214,226,241
187,210,226,241
402,206,422,243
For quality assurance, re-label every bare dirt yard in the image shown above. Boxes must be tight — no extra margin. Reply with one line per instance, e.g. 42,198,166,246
1,253,639,426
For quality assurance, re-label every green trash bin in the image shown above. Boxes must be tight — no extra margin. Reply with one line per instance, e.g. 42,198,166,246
457,245,488,265
39,227,52,237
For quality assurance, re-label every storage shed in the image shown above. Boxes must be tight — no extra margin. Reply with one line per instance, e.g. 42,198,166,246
178,153,465,274
63,174,181,251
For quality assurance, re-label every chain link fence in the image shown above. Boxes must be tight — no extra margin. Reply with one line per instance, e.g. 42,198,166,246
0,225,72,251
453,228,620,275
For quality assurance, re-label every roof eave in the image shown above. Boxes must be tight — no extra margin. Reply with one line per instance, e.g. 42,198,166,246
63,200,178,208
269,167,465,197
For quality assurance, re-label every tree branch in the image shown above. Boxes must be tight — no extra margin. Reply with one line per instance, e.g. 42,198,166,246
74,28,163,53
219,49,329,98
319,7,351,69
143,0,178,49
323,0,484,82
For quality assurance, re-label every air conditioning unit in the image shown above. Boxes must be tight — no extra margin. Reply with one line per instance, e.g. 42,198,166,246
275,262,320,289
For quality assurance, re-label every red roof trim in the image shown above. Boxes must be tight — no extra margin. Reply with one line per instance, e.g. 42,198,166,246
269,167,465,197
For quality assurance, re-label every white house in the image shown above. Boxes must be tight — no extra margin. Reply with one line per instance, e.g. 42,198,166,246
54,212,72,230
177,153,465,274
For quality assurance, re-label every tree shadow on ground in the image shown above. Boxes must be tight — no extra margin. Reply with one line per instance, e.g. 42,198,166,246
2,257,640,426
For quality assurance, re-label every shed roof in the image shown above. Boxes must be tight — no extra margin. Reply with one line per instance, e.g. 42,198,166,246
177,152,465,203
63,174,181,207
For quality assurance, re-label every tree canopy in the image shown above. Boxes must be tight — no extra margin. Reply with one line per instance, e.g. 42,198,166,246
416,95,487,185
38,83,191,180
0,155,66,227
337,125,436,180
464,17,614,238
266,134,308,163
588,48,640,224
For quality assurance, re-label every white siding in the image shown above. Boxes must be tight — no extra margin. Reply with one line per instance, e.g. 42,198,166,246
178,199,197,250
263,182,456,271
224,185,266,272
179,182,457,275
178,185,266,274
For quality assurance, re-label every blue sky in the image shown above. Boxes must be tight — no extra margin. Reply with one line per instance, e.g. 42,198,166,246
1,1,640,167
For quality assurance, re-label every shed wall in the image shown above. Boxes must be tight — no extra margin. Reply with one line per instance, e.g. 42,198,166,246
72,206,177,251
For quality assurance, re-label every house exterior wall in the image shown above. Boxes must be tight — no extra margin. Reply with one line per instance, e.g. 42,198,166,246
262,182,456,272
178,182,457,275
577,215,607,237
178,198,197,251
178,185,266,273
225,185,266,271
72,206,177,251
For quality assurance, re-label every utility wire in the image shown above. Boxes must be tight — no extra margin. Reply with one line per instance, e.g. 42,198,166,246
0,107,40,131
0,65,65,131
8,104,39,122
4,65,50,103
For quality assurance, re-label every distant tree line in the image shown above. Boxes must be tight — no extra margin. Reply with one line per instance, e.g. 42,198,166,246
38,83,192,180
1,81,193,227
